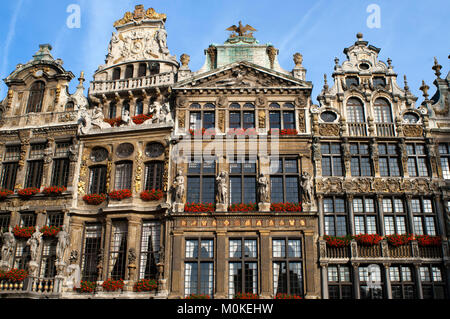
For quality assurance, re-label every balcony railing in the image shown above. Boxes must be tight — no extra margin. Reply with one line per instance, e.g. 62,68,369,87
347,122,367,137
375,123,395,137
0,277,62,296
90,73,175,94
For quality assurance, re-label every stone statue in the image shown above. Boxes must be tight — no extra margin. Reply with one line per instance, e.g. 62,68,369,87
91,106,111,129
149,100,164,123
258,173,269,203
128,248,137,264
155,28,169,55
173,170,185,204
1,227,16,263
27,228,43,262
293,53,303,68
65,264,81,289
78,105,92,135
300,172,313,204
120,110,135,127
56,225,70,263
216,171,228,205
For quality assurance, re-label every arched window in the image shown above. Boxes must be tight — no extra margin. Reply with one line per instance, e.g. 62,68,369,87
65,101,74,111
135,99,144,115
112,68,121,80
138,63,147,77
144,161,164,191
26,81,45,113
114,161,133,190
346,98,365,123
125,65,134,79
374,98,392,123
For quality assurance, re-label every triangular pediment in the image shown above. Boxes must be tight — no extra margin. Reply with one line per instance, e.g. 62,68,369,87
174,61,312,90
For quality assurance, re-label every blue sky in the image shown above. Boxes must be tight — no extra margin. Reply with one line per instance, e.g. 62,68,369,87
0,0,448,104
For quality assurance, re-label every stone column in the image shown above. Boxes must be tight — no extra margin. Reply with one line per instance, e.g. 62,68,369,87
377,195,386,235
352,263,360,299
126,216,142,284
414,264,423,299
42,138,55,188
433,195,447,239
383,263,392,299
15,142,30,190
259,230,271,298
36,210,47,230
405,195,416,234
169,230,183,298
304,230,317,299
317,195,325,236
102,218,112,280
320,263,329,299
347,194,355,235
68,217,84,266
215,230,227,299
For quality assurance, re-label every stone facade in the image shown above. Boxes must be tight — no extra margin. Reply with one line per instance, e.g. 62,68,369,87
0,6,448,299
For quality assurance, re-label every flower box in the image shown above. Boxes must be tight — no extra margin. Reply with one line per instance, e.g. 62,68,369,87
42,186,67,196
270,203,302,212
83,193,107,205
323,235,353,248
185,294,211,299
18,187,40,198
228,203,258,212
75,281,97,293
104,117,123,127
40,225,62,237
134,279,158,292
1,269,28,282
269,129,298,136
189,128,216,136
102,278,124,292
0,189,13,200
140,189,164,202
415,235,442,247
274,293,303,299
354,234,383,246
385,234,414,247
227,128,257,136
184,203,215,213
233,292,260,299
108,189,132,201
132,114,153,125
13,225,35,239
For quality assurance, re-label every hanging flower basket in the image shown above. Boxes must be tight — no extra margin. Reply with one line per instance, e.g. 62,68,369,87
42,186,67,196
18,187,40,198
184,203,215,213
83,194,107,205
185,294,211,299
102,278,124,292
270,203,302,212
233,292,260,299
108,189,132,201
134,279,158,292
228,203,258,212
2,269,28,282
354,234,383,246
0,189,13,200
274,293,303,299
269,129,298,136
13,225,36,239
140,189,164,202
385,234,414,247
323,235,353,248
75,281,97,293
415,235,442,247
132,114,153,125
40,225,62,238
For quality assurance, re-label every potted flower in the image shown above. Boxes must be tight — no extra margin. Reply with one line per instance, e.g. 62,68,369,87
270,203,302,212
40,225,62,238
5,269,28,282
274,293,303,299
83,193,107,205
184,203,215,213
42,186,67,196
385,234,414,247
415,235,442,247
102,278,124,292
228,203,258,212
108,189,132,201
132,114,153,125
354,234,383,246
75,281,97,293
233,292,260,299
13,225,35,239
104,117,123,127
185,294,211,299
134,279,158,292
18,187,40,198
323,235,353,248
0,189,13,200
140,189,164,202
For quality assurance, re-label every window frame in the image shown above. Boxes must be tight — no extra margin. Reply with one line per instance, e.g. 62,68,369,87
184,237,215,297
353,197,378,235
269,157,300,203
321,142,344,177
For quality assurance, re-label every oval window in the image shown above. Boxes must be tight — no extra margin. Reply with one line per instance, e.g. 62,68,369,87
403,112,419,124
116,143,134,158
145,142,165,158
90,147,108,162
359,63,370,70
321,111,338,123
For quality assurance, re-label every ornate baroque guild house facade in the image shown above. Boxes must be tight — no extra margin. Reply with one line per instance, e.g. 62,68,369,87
0,6,448,299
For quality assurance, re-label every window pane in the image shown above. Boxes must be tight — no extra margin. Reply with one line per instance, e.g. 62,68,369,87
272,239,285,258
288,240,301,258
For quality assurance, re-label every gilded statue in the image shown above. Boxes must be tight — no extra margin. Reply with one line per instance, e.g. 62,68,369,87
226,21,257,37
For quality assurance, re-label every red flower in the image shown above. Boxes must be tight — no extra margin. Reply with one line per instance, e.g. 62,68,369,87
18,187,40,198
324,235,353,247
184,203,215,213
228,203,257,212
354,234,383,246
270,203,302,212
40,225,62,237
132,114,153,125
104,117,123,127
13,225,36,238
102,278,124,292
269,129,298,136
83,193,107,205
385,234,414,247
0,189,13,200
76,281,97,293
233,292,260,299
274,293,303,299
415,235,442,247
108,189,132,201
140,189,164,201
42,186,67,196
3,269,28,282
185,294,210,299
134,279,158,292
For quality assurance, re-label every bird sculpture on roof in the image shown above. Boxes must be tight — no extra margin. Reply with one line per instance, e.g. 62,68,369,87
226,21,257,37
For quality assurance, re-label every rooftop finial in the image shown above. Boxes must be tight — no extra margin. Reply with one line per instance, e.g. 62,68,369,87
323,74,329,91
387,58,392,68
356,32,363,40
403,75,410,92
226,21,257,38
432,57,442,78
420,80,430,100
77,71,85,88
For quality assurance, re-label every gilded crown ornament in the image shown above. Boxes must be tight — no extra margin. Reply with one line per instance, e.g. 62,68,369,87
114,5,167,27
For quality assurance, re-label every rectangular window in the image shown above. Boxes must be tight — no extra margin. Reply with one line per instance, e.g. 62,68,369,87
353,197,377,234
184,238,214,297
350,143,372,177
420,265,446,299
328,265,353,299
411,198,437,236
228,238,258,298
139,221,161,279
439,143,450,179
270,158,299,203
229,160,256,204
390,266,416,299
407,144,429,177
1,145,20,190
378,144,401,177
323,197,347,237
272,238,303,297
81,224,102,282
0,213,10,232
51,142,71,187
144,161,164,191
321,143,343,177
359,265,384,299
109,221,128,280
382,198,407,235
25,160,44,188
20,213,36,228
89,166,107,194
186,160,216,204
114,162,133,190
